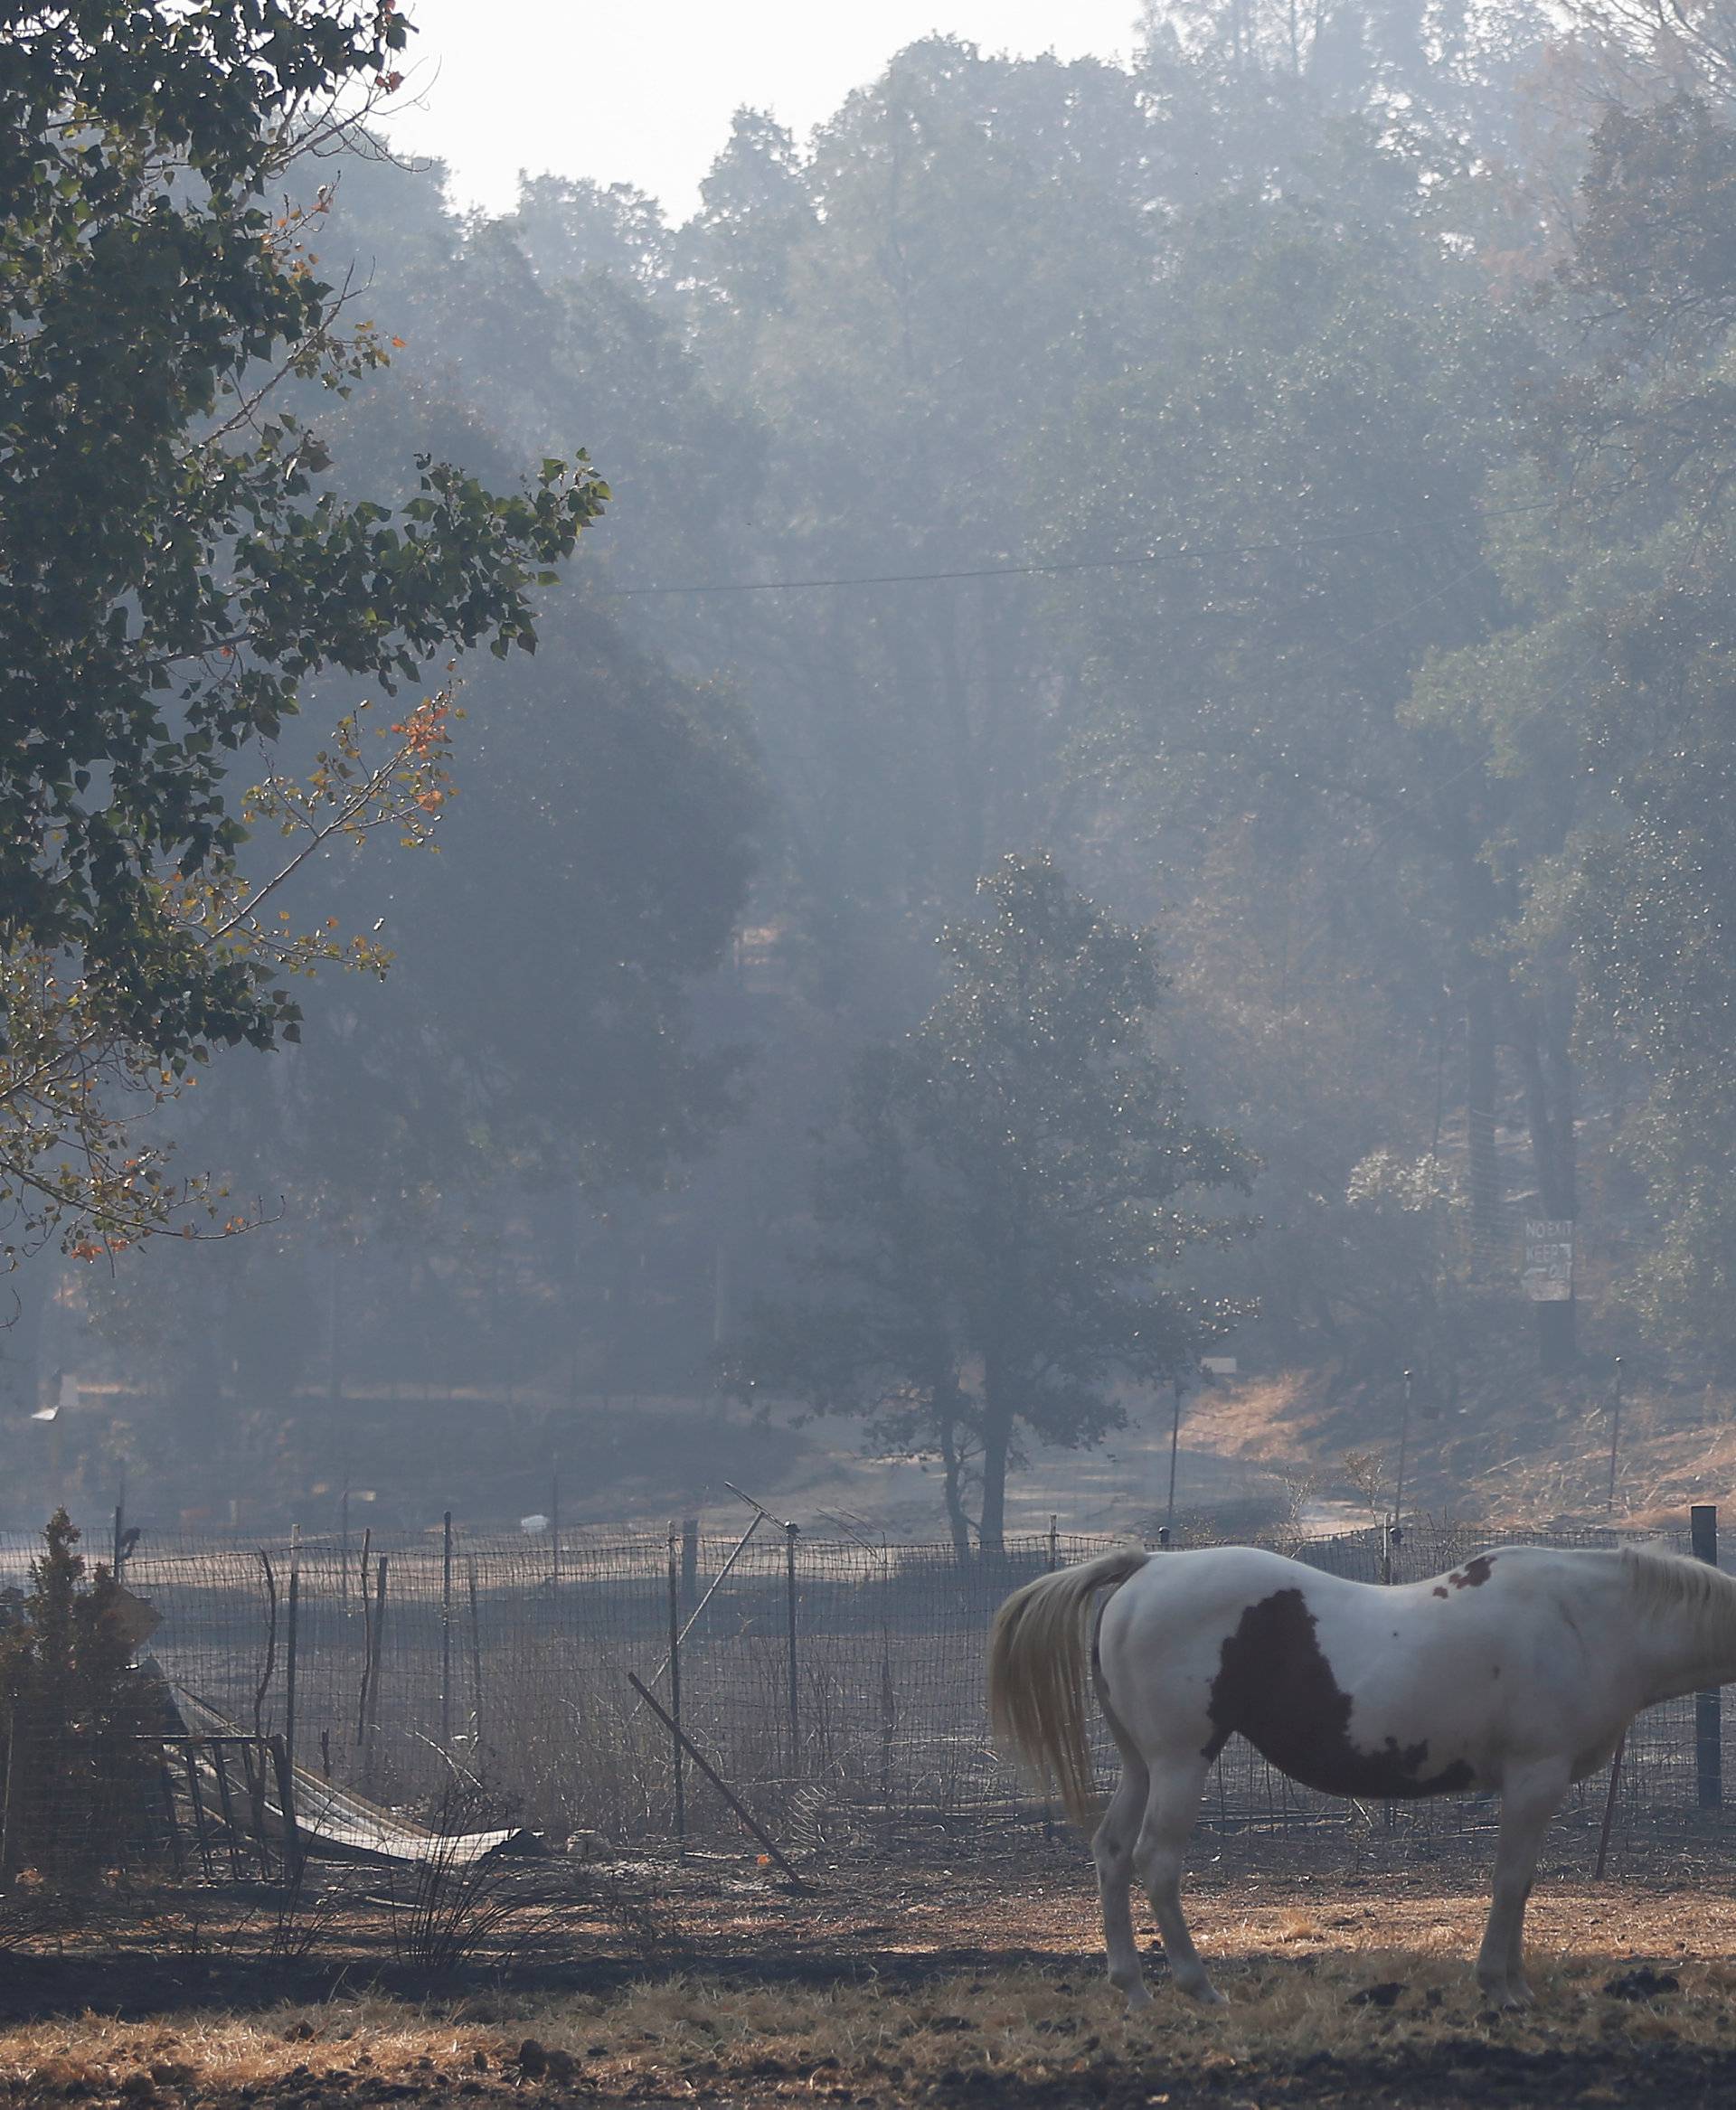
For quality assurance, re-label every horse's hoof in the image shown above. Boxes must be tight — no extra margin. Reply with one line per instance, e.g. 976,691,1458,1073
1477,1979,1531,2013
1180,1980,1227,2008
1122,1985,1154,2013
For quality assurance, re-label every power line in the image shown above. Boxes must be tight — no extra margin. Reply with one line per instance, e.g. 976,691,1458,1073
600,495,1559,600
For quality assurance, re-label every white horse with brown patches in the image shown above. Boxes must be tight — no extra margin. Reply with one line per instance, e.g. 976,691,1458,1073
988,1542,1736,2010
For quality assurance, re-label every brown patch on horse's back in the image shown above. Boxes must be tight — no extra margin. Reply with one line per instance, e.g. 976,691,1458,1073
1431,1586,1448,1598
1449,1555,1496,1590
1203,1587,1474,1799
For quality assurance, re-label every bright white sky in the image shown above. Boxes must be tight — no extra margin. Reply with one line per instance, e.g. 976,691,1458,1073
382,1,1143,221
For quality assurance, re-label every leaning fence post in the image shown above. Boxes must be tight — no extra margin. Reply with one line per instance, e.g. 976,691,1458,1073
627,1673,806,1887
785,1520,801,1769
441,1510,454,1754
666,1531,685,1849
1595,1729,1626,1880
1693,1503,1722,1809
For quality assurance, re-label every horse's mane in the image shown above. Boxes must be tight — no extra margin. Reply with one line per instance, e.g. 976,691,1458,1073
1620,1544,1736,1620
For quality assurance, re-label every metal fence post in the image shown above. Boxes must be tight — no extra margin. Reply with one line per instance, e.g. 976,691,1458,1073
363,1553,387,1791
354,1528,373,1748
467,1556,484,1757
1043,1515,1059,1839
550,1465,561,1588
283,1554,299,1776
1693,1503,1722,1809
440,1510,454,1754
666,1531,685,1848
786,1521,800,1769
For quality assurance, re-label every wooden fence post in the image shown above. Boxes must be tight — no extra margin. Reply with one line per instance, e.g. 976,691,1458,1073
1693,1503,1722,1809
270,1733,304,1887
681,1517,699,1610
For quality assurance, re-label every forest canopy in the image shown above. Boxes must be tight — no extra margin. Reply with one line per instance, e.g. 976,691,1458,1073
11,0,1736,1543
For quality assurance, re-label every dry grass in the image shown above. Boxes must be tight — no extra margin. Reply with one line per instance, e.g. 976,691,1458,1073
3,1878,1736,2104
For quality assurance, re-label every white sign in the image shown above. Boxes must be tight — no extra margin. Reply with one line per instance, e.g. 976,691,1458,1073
1524,1220,1574,1303
1201,1357,1238,1377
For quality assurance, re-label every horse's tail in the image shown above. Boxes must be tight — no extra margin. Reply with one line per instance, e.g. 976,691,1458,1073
986,1547,1150,1831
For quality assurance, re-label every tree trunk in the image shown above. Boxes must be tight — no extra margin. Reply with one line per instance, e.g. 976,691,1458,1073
1448,841,1507,1261
0,1256,52,1417
937,1409,974,1566
1517,985,1579,1374
1466,973,1501,1254
978,1355,1014,1556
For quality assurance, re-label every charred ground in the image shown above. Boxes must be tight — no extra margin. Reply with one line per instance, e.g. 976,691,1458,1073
3,1845,1736,2108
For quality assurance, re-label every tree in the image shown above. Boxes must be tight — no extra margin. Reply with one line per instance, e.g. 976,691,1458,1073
0,2,604,1260
1479,84,1736,1356
1040,155,1574,1355
42,140,768,1455
730,855,1252,1553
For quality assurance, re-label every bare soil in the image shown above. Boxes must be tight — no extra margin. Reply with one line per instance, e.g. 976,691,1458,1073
4,1846,1736,2107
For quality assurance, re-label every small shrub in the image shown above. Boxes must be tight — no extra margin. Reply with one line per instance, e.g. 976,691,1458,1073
0,1510,162,1881
383,1783,547,1970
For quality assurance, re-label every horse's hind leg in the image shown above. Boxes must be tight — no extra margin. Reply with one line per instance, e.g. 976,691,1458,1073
1133,1750,1221,2006
1093,1753,1151,2005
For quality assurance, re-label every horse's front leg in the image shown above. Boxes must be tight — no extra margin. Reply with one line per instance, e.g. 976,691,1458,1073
1477,1758,1570,2010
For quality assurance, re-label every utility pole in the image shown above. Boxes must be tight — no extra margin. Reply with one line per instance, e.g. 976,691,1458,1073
1392,1369,1414,1533
1165,1372,1185,1543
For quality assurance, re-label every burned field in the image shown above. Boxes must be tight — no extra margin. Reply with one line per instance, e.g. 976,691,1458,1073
3,1850,1736,2109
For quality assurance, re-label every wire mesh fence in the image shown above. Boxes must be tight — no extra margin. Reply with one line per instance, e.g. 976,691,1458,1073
0,1512,1727,1885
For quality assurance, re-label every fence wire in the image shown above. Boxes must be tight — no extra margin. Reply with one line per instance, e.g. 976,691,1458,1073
0,1516,1725,1879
